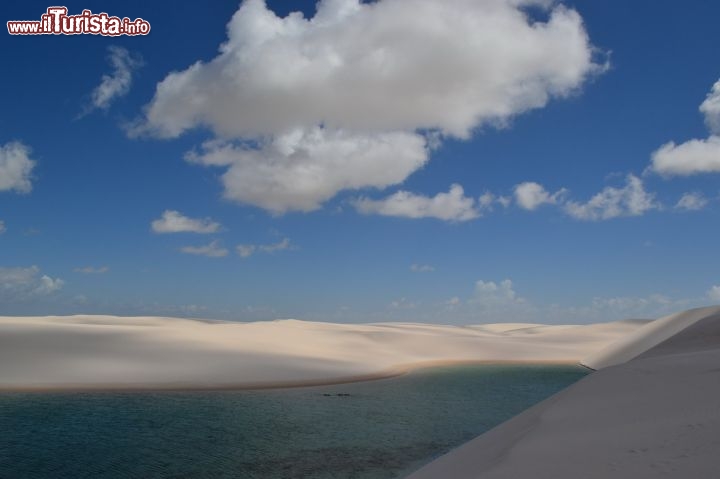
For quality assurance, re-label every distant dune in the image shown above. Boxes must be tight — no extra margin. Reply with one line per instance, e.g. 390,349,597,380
0,315,641,391
406,305,720,479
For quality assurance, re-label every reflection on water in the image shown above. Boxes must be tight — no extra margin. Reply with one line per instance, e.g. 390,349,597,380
0,364,587,479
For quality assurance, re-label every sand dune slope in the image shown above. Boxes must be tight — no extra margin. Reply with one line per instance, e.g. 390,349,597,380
582,305,720,369
406,305,720,479
0,315,640,390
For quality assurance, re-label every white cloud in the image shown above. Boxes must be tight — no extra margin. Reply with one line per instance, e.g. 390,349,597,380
237,244,256,258
563,174,659,221
651,136,720,176
74,266,110,274
436,278,535,322
650,79,720,176
328,279,712,324
180,240,229,258
390,297,417,310
552,290,718,322
700,80,720,135
478,191,511,212
37,275,64,295
354,184,480,221
708,285,720,302
0,141,35,193
134,0,602,213
151,210,222,234
514,182,566,210
441,281,702,324
138,0,599,139
473,279,522,304
0,220,5,234
497,195,512,208
478,192,495,210
675,192,708,211
259,237,292,254
237,238,293,258
565,288,714,322
89,46,142,111
0,266,64,301
445,296,461,308
590,294,672,312
186,128,428,213
410,264,434,273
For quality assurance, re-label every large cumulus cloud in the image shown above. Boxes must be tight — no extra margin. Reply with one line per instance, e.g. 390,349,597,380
134,0,602,213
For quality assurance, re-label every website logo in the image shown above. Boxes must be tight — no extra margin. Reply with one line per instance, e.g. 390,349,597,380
7,7,150,36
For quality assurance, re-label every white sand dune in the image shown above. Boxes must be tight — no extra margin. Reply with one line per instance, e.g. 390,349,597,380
406,305,720,479
0,315,641,391
582,305,720,369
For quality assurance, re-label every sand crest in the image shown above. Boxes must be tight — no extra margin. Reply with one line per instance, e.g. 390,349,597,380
582,305,720,370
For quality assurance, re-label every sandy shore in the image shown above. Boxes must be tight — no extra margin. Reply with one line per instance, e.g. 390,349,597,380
0,315,641,391
406,305,720,479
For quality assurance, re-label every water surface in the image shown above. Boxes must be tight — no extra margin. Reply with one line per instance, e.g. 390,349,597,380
0,364,587,479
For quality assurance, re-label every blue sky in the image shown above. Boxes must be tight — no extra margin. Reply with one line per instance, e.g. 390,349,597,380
1,0,719,323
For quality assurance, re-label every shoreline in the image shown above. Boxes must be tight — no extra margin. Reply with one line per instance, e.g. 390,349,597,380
0,359,582,394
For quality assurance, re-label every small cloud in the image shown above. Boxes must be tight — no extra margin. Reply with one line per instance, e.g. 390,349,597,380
237,244,256,258
478,192,495,209
563,174,659,221
0,265,64,302
390,297,416,310
588,294,679,319
650,137,720,176
438,278,535,321
473,279,521,304
425,131,443,151
514,182,566,210
649,79,720,176
37,275,64,295
72,294,89,305
0,220,5,234
74,266,109,274
0,141,36,194
180,240,228,258
354,184,480,222
478,191,511,212
259,237,292,254
237,238,293,258
445,296,461,309
675,192,708,211
410,263,435,273
708,285,720,302
497,196,512,208
700,79,720,135
151,210,222,234
86,46,143,113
